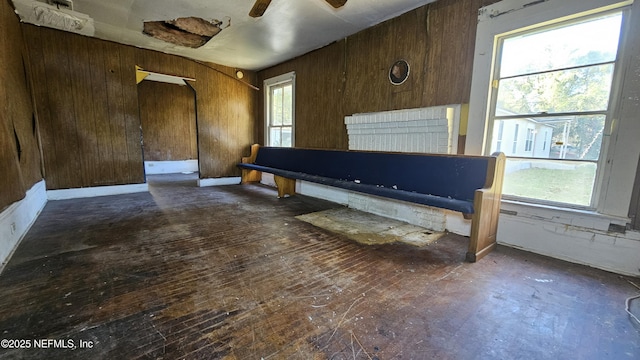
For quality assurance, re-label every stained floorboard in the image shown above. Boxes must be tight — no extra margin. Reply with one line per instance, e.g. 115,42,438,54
0,174,638,359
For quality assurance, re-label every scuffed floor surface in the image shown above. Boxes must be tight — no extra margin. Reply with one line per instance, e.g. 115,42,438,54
0,174,638,359
296,207,445,247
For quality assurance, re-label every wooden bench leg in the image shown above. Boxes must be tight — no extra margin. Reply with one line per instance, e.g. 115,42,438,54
241,169,262,183
274,175,296,198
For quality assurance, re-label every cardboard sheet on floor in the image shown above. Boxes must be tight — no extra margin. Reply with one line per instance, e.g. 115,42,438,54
296,207,444,247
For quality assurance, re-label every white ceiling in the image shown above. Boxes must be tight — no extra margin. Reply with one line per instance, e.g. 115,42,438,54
13,0,436,71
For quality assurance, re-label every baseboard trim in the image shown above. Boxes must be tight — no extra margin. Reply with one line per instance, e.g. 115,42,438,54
47,183,149,200
0,180,47,274
197,177,241,187
144,160,198,175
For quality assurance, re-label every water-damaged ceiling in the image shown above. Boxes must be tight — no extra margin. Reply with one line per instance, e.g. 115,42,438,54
12,0,436,70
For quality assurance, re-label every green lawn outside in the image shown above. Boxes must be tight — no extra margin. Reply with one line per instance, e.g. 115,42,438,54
502,161,596,206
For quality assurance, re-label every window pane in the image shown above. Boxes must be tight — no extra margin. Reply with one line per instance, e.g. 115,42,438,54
503,158,596,206
487,10,623,207
496,64,614,115
281,127,292,147
500,13,622,78
489,115,605,161
265,73,295,148
272,86,283,126
270,128,281,147
283,84,293,126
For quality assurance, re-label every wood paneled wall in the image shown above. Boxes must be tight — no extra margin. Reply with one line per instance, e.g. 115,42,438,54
138,81,197,161
0,0,42,211
258,0,498,150
24,26,144,190
22,25,257,189
134,53,258,178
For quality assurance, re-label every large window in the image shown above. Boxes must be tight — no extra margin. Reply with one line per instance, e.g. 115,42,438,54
264,72,295,147
486,10,625,208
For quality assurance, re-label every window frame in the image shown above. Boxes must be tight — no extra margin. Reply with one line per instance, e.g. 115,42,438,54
264,71,296,147
488,8,626,209
467,0,633,213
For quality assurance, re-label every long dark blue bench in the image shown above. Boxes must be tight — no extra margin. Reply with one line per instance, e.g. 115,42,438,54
237,144,505,262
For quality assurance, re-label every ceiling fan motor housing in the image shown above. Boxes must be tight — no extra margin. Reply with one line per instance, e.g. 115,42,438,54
250,0,346,18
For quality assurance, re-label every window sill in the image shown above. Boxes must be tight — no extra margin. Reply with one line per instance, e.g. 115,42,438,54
500,199,630,231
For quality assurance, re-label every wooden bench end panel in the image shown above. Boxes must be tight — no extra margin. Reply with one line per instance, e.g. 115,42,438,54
241,144,263,183
241,144,261,164
467,152,506,262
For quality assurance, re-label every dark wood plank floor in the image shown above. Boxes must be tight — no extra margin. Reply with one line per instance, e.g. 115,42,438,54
0,174,638,359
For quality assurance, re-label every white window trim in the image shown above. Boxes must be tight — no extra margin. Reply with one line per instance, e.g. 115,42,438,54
467,0,637,218
264,71,296,147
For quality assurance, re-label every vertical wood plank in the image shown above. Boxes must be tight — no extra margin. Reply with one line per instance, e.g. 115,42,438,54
118,44,144,184
67,35,98,187
88,40,117,184
22,26,56,187
102,42,128,184
43,28,82,189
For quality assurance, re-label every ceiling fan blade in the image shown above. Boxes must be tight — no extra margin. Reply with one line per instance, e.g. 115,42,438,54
249,0,272,17
325,0,347,8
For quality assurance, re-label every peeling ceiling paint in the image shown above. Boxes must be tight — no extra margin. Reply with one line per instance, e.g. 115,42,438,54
143,17,229,48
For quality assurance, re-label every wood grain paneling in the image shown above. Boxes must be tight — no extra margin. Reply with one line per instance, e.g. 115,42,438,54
0,109,25,212
258,0,491,150
193,65,257,178
0,0,42,211
23,24,257,188
23,26,144,189
138,81,197,161
134,52,258,179
0,0,26,211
